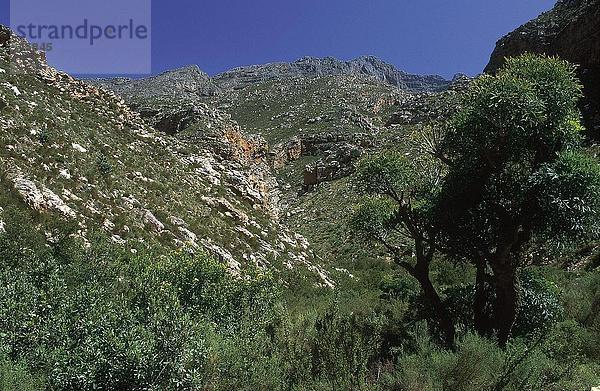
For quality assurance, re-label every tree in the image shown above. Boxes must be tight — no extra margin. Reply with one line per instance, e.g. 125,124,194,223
350,54,600,348
349,150,455,348
436,54,600,346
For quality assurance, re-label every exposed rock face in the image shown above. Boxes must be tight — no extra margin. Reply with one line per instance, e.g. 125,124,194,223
271,132,376,189
214,56,450,92
143,210,165,232
138,105,202,135
3,163,77,219
303,143,363,189
135,102,227,136
485,0,600,139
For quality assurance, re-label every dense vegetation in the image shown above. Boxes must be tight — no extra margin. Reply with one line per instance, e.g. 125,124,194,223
1,205,599,390
0,56,599,390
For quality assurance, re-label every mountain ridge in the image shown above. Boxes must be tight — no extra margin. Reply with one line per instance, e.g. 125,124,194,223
91,55,452,103
212,55,451,92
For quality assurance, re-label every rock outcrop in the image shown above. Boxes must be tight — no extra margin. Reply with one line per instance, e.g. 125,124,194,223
485,0,600,139
91,65,220,102
3,163,77,220
303,143,363,190
385,76,469,128
271,132,376,189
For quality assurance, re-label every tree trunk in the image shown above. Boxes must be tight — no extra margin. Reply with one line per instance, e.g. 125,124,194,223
491,262,519,347
473,259,493,337
415,271,456,349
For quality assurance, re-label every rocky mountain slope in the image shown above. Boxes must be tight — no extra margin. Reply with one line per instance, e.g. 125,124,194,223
0,25,332,285
91,55,453,197
92,49,470,284
485,0,600,139
92,55,451,101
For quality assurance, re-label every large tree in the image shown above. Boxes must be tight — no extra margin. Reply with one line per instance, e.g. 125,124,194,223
436,55,600,345
350,54,600,348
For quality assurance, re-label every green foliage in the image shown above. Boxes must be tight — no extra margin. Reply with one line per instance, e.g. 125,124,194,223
0,209,598,389
428,54,600,344
438,55,595,254
95,152,113,176
0,212,279,390
445,55,582,170
383,324,599,391
528,150,600,239
349,196,397,243
349,54,599,353
350,150,442,248
388,330,504,391
513,270,563,337
354,152,418,197
500,55,583,133
0,353,45,391
443,269,564,337
274,305,385,390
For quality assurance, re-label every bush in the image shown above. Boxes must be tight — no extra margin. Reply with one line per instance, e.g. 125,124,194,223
0,353,45,391
96,153,113,176
0,213,280,390
383,323,600,391
387,327,502,391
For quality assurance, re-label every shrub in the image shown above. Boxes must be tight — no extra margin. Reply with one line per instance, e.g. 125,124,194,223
385,323,600,391
96,153,113,176
0,212,280,390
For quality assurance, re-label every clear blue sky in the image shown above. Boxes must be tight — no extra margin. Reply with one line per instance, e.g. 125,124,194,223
1,0,557,78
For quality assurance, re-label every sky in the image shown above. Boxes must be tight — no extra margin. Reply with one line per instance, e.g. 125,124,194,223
0,0,557,78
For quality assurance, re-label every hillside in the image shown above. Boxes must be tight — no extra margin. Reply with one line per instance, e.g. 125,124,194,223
93,50,472,291
0,25,332,285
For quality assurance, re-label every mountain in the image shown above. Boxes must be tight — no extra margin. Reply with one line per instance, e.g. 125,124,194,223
91,56,451,104
485,0,600,139
213,55,451,92
0,25,331,285
91,51,466,281
91,65,220,102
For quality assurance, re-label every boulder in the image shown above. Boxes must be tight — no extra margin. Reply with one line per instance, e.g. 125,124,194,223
4,165,76,219
143,210,164,232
